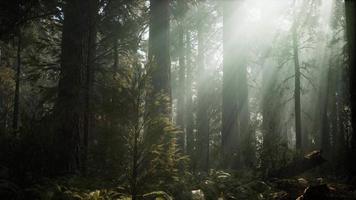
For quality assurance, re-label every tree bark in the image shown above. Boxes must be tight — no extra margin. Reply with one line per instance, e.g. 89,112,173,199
222,0,248,169
185,30,195,168
292,16,302,151
147,0,171,118
82,0,98,176
320,66,331,156
196,12,209,171
176,4,186,151
54,0,97,175
345,0,356,176
12,30,21,131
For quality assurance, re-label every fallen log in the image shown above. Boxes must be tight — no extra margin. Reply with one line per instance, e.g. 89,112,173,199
297,183,356,200
269,150,326,178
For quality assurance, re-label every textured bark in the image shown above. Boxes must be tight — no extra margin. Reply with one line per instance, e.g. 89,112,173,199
82,0,98,175
176,9,186,151
196,14,209,171
320,67,331,155
345,0,356,176
222,0,238,169
54,0,97,175
222,0,248,169
185,30,195,166
12,31,21,131
292,18,302,151
113,37,119,70
147,0,171,117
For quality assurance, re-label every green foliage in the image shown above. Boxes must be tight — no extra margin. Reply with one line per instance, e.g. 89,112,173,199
134,116,191,199
142,191,173,200
24,177,130,200
258,136,294,177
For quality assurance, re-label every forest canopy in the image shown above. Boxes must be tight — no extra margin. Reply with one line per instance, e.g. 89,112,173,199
0,0,356,199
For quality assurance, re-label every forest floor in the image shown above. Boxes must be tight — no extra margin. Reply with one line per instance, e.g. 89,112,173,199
2,171,354,200
2,165,356,199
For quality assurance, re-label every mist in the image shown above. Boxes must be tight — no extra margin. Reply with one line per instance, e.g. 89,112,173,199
0,0,355,199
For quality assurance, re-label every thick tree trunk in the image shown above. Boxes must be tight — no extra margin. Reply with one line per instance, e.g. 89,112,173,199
196,12,209,171
222,0,248,169
345,0,356,176
82,0,97,175
238,54,251,167
292,19,302,151
222,0,238,169
12,31,21,131
176,18,185,152
113,37,119,70
320,67,331,155
185,30,195,168
54,0,97,175
147,0,171,117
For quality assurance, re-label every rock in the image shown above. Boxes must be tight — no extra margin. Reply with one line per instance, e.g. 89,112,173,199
271,178,307,199
192,189,205,200
269,150,326,178
297,178,308,187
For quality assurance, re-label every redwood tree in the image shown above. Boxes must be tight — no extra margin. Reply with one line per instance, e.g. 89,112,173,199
54,0,98,175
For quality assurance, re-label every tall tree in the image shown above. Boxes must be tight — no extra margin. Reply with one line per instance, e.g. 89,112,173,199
345,0,356,175
222,0,238,168
148,0,172,117
12,30,21,130
54,0,98,175
292,4,302,151
176,0,187,152
82,0,98,175
222,0,249,169
185,29,195,166
196,3,209,171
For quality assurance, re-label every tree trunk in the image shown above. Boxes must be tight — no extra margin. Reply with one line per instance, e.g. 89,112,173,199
82,0,98,175
147,0,171,118
222,0,247,169
12,30,21,131
292,17,302,151
345,0,356,176
196,9,209,171
54,0,97,175
176,10,186,152
320,66,331,156
185,30,195,168
113,37,119,70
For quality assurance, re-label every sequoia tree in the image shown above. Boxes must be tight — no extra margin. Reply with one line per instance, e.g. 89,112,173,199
148,0,171,116
345,0,356,175
54,0,98,175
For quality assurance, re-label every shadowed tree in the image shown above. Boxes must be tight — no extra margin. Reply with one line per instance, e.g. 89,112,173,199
147,0,172,117
176,0,187,152
345,0,356,176
54,0,98,175
12,30,21,131
184,28,195,170
222,0,239,169
222,0,250,169
196,2,210,171
292,1,302,151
